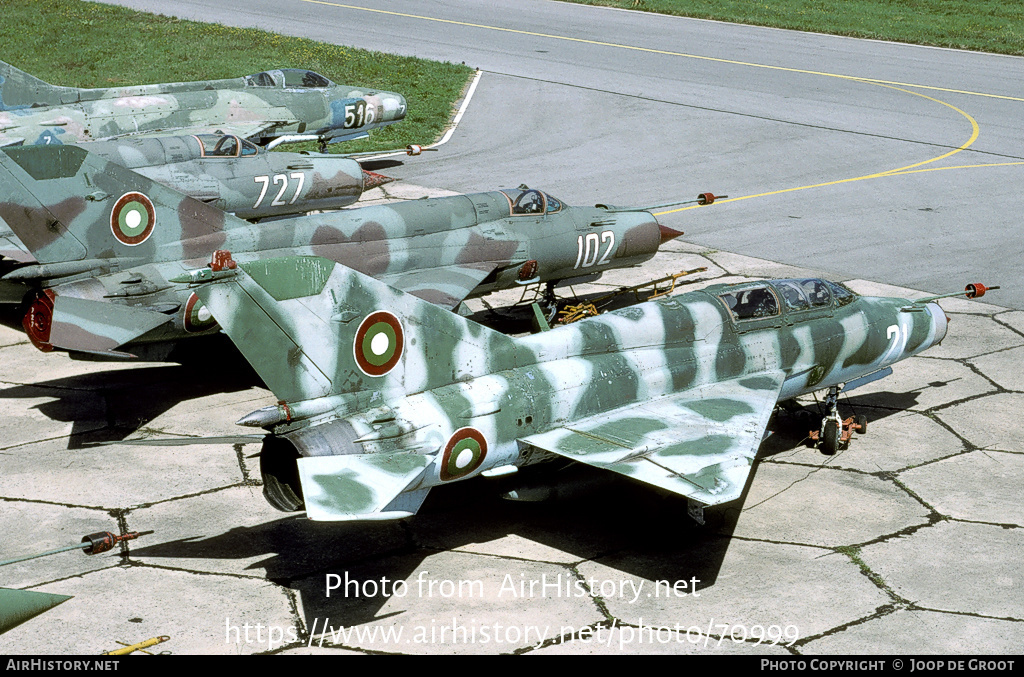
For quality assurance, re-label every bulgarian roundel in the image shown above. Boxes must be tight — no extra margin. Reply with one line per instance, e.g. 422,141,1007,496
110,192,156,246
440,427,488,481
183,292,218,333
353,311,404,376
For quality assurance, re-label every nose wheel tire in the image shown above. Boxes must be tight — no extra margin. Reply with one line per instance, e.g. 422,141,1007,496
821,419,841,455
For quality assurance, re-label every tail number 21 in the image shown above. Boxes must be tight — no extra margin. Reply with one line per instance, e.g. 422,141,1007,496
574,231,615,269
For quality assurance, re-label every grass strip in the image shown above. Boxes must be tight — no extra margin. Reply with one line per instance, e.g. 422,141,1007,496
559,0,1024,56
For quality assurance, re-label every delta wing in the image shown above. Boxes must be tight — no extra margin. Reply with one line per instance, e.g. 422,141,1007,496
521,371,785,506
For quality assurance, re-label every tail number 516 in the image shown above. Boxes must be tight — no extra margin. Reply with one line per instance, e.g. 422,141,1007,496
574,231,615,269
344,100,375,129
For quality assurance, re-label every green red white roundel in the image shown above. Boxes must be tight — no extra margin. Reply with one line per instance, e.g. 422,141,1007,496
183,292,218,333
440,427,488,481
110,191,156,246
354,311,404,376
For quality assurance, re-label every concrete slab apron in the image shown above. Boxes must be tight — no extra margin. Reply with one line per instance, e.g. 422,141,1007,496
0,567,297,655
1,191,1022,653
293,550,600,654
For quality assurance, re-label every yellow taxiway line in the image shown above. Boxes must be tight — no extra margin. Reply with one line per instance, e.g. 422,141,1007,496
296,1,1022,212
298,0,1024,102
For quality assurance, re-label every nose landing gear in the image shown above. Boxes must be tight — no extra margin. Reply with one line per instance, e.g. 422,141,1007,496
806,384,868,455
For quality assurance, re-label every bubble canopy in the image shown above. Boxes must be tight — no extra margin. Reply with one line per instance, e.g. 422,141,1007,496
245,69,334,89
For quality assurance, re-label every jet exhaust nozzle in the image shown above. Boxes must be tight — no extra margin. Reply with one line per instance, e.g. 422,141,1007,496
260,435,304,512
258,419,363,512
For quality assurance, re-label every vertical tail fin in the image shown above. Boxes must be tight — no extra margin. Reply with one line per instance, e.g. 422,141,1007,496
195,256,518,404
0,60,78,109
0,145,238,264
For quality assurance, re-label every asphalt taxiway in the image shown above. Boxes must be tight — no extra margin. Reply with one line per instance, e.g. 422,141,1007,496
98,0,1024,308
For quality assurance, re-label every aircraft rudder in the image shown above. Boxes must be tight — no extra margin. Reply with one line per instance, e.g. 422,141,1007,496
0,144,233,264
195,255,517,402
0,145,90,262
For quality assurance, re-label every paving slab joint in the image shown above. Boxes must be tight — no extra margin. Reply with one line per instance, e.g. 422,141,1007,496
234,443,260,486
908,604,1024,624
283,586,308,643
952,360,1016,396
833,546,908,604
569,563,616,622
888,474,943,515
912,412,984,456
992,314,1024,340
790,602,904,650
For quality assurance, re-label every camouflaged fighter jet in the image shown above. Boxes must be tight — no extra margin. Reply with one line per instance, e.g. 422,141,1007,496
0,60,406,149
0,132,396,262
187,254,988,522
0,145,694,359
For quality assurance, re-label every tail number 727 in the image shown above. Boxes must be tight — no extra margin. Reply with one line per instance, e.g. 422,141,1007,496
254,173,306,209
574,231,615,269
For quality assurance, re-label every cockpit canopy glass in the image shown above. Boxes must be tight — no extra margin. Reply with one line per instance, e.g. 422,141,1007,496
245,69,333,89
720,279,858,321
774,280,811,311
772,279,832,311
798,279,832,307
500,188,564,216
771,278,858,310
826,280,857,307
719,286,780,321
193,134,259,158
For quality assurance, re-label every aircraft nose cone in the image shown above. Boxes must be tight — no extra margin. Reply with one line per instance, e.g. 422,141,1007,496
931,303,949,345
659,224,684,244
386,93,408,121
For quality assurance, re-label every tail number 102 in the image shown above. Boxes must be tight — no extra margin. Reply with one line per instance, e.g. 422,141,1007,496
254,172,306,209
574,231,615,269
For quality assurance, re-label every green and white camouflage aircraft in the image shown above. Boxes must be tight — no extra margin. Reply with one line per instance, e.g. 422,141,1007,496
0,145,693,359
0,59,410,262
0,60,407,149
0,132,396,262
188,255,984,523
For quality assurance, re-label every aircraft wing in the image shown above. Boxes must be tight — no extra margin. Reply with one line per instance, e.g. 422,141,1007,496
297,452,434,521
0,224,34,262
520,371,786,506
377,262,500,309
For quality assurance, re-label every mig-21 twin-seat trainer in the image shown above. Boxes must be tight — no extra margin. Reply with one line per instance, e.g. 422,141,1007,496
185,253,990,523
